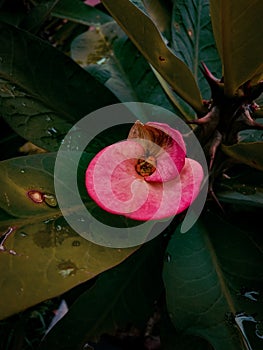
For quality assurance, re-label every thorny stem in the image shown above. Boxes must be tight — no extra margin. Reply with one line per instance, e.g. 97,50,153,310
192,63,263,206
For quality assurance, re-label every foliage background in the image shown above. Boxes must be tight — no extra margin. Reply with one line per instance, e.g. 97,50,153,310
0,0,262,349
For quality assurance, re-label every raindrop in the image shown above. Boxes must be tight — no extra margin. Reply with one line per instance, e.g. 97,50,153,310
20,169,25,174
20,232,28,237
78,217,85,222
165,252,172,263
21,102,26,107
240,289,260,302
82,343,94,350
188,29,193,37
235,312,257,350
43,218,54,224
72,240,80,247
47,127,58,136
0,57,3,63
46,116,52,122
96,57,107,65
27,190,44,204
43,193,58,208
56,225,62,231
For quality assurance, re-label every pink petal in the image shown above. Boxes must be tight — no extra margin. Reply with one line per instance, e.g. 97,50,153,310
86,137,203,221
144,122,186,182
84,0,100,6
86,140,157,215
125,158,204,221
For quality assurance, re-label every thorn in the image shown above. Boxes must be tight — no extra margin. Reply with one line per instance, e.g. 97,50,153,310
200,62,221,83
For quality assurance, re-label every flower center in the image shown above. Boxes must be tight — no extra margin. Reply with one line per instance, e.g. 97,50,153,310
135,156,156,177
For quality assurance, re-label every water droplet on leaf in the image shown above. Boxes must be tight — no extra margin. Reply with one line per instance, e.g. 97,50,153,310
20,169,25,173
47,127,58,136
43,193,58,208
165,252,171,263
20,232,28,237
27,190,44,203
72,240,80,247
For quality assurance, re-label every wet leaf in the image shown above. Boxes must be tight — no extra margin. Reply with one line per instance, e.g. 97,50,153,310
52,0,112,26
163,212,263,350
101,0,205,114
39,236,164,348
71,22,176,111
216,166,263,207
0,21,118,151
238,119,263,143
171,0,222,99
210,0,263,96
221,142,263,171
0,153,137,320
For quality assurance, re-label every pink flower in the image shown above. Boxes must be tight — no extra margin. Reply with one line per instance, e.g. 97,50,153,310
85,121,204,221
84,0,100,6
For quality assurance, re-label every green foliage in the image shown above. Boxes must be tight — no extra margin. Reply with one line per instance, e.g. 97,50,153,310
0,0,262,349
39,236,164,349
0,153,137,320
163,212,263,350
210,0,263,95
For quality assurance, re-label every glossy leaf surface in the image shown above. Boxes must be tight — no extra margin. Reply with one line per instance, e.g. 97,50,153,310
0,21,118,151
39,237,164,348
71,22,176,111
163,212,263,350
171,0,222,100
0,153,136,320
102,0,205,114
52,0,112,25
210,0,263,95
222,142,263,172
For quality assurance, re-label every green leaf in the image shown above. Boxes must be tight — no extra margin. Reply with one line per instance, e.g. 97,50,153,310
52,0,112,26
0,153,137,320
216,163,263,207
163,212,263,350
0,21,118,151
20,0,60,33
171,0,222,100
221,142,263,171
39,236,164,348
71,22,176,111
141,0,172,41
238,119,263,143
101,0,205,114
210,0,263,96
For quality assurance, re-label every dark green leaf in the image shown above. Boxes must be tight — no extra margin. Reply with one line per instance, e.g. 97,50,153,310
216,166,263,207
0,153,137,320
20,0,60,33
171,0,222,100
52,0,112,26
238,119,263,143
71,22,176,112
102,0,205,114
39,236,164,349
163,212,263,350
210,0,263,96
221,142,263,171
0,21,118,151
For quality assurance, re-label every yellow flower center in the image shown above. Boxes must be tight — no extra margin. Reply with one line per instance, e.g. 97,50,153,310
135,156,156,177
